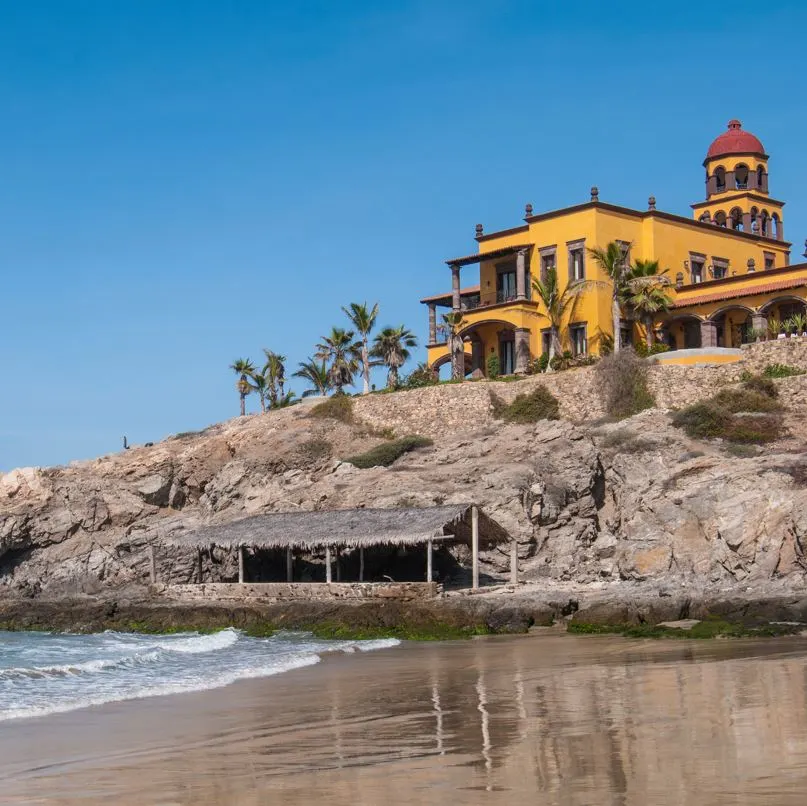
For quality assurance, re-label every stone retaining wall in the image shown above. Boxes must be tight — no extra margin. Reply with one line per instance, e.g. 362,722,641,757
161,581,441,602
352,341,807,435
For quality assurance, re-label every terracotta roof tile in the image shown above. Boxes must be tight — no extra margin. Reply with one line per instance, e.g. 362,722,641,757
673,277,807,308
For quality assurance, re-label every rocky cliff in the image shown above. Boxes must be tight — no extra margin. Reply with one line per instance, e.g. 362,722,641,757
3,360,807,609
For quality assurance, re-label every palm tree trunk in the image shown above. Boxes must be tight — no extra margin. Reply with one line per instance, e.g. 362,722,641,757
451,335,463,380
260,395,266,413
240,393,246,417
645,315,655,347
546,327,559,373
361,340,370,394
612,295,622,353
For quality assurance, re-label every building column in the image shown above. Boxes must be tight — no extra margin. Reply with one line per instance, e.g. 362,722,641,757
514,328,531,374
471,506,479,590
748,169,759,191
515,248,527,301
760,171,769,193
725,170,736,191
428,303,437,344
700,320,718,348
471,339,484,373
706,174,717,197
451,263,461,311
742,212,752,232
752,313,767,339
777,218,784,241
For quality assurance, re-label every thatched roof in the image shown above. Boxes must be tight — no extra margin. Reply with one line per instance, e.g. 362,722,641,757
161,505,511,551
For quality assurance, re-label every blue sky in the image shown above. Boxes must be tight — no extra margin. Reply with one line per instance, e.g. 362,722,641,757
2,0,806,470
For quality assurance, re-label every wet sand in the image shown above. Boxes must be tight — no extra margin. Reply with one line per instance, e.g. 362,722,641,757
2,633,807,805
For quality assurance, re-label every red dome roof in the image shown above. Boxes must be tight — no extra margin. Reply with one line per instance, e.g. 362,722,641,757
706,119,765,161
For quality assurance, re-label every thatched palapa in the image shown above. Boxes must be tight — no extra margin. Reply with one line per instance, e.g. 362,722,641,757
162,504,510,552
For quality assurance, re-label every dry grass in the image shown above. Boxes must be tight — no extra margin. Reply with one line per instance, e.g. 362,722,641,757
490,387,560,423
309,395,354,423
595,350,655,420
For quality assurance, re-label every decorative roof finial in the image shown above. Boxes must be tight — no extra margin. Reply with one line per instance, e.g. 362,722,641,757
524,203,533,218
648,195,656,211
752,218,759,233
475,223,484,238
747,258,756,272
590,186,599,202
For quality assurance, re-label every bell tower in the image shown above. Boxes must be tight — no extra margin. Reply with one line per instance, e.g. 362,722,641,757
691,119,785,241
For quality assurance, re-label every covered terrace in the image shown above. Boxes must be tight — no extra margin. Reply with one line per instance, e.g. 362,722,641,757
154,505,517,599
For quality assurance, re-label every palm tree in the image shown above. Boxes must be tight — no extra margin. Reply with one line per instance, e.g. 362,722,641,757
623,259,673,347
315,327,361,394
293,358,332,397
262,349,287,407
370,326,418,389
252,372,269,413
588,242,631,353
442,311,466,380
530,267,593,371
229,358,256,416
342,302,379,394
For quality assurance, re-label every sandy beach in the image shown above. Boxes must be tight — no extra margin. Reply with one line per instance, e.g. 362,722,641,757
1,632,807,805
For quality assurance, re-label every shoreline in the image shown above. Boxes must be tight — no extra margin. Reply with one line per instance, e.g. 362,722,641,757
2,583,807,639
3,630,807,804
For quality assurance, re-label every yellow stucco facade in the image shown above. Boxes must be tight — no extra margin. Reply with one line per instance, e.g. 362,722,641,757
421,120,806,376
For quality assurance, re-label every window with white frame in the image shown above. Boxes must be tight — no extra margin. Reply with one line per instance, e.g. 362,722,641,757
689,253,705,284
764,252,775,270
539,246,556,281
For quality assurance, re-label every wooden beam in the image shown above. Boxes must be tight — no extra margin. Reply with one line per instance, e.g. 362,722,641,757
286,547,293,583
149,545,156,584
471,506,479,590
336,547,341,582
359,547,364,582
238,545,245,584
197,549,203,584
510,539,518,585
426,539,433,583
325,545,332,583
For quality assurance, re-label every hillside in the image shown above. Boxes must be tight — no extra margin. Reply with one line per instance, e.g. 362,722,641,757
3,353,807,617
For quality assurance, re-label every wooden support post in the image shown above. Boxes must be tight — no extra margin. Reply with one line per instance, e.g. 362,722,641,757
359,547,365,582
238,545,245,584
336,547,341,582
197,549,203,584
286,547,293,583
471,506,479,590
325,545,332,583
149,545,156,584
426,539,433,583
510,539,518,585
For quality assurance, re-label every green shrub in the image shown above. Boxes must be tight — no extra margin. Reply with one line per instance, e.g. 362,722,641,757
711,388,781,413
672,387,784,445
490,386,560,423
595,349,655,420
344,435,433,468
486,354,500,379
634,342,670,358
762,363,806,379
529,353,549,374
672,401,733,439
550,350,574,371
297,437,333,461
741,374,778,399
309,395,354,423
403,363,438,389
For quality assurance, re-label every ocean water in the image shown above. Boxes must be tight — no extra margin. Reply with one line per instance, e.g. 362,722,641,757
0,628,398,721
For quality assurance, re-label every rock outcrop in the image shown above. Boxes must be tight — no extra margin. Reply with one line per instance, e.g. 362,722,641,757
3,365,807,605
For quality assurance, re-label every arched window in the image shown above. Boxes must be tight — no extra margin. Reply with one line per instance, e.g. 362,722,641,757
714,210,727,228
699,212,711,223
714,166,726,192
750,206,759,234
734,164,749,189
757,165,765,189
772,213,781,240
760,210,770,237
729,208,743,231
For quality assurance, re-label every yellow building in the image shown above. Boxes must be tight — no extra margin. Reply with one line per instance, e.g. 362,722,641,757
421,120,806,375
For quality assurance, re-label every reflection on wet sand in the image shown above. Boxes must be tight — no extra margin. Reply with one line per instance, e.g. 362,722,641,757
1,635,807,804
